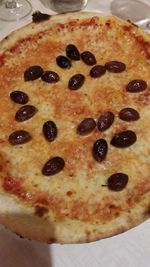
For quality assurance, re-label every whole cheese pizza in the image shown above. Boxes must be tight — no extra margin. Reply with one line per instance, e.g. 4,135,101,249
0,11,150,243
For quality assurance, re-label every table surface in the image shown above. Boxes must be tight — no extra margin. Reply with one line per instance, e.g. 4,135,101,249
0,1,150,267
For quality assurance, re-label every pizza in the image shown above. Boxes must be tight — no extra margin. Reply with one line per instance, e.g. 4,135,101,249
0,11,150,244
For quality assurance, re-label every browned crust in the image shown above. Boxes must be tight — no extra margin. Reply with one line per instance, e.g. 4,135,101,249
0,190,150,243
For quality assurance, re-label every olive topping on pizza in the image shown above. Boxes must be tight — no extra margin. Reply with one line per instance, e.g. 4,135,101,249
8,130,32,145
68,74,85,90
42,156,65,176
66,44,80,61
32,11,51,23
56,55,71,69
15,105,38,122
111,130,137,148
107,173,128,191
41,71,60,83
24,65,44,81
97,111,115,132
43,121,57,142
90,65,106,78
92,139,108,162
119,108,140,121
77,118,96,135
105,61,126,73
81,51,97,65
10,90,29,105
126,79,147,92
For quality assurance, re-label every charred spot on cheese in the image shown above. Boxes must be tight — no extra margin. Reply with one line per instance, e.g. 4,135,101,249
15,105,38,122
111,130,137,148
24,66,44,81
35,205,48,217
66,191,73,196
32,11,51,23
8,130,32,145
106,21,110,26
42,157,65,176
107,173,128,191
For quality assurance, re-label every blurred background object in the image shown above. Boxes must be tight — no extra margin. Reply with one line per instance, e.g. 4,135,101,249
45,0,88,12
0,0,32,21
111,0,150,30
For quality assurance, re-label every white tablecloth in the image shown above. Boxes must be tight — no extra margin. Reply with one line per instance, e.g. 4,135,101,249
0,1,150,266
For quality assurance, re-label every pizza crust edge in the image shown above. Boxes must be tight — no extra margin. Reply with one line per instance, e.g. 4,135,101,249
0,190,150,243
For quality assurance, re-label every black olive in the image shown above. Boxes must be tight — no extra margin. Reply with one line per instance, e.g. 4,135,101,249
66,44,80,60
24,65,44,81
68,74,85,90
42,157,65,176
10,90,29,105
56,55,71,69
